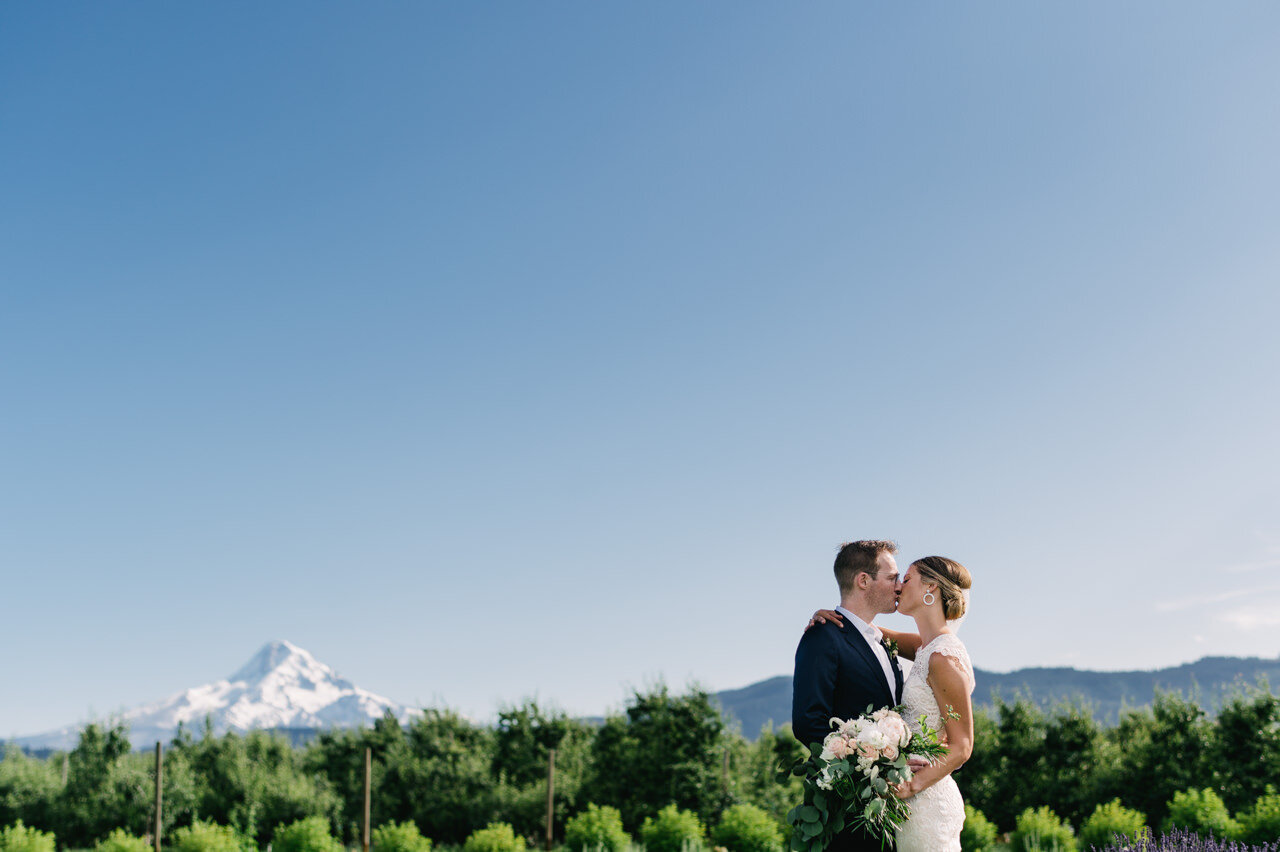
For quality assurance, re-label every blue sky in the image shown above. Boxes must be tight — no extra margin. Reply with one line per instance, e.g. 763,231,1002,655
3,2,1279,738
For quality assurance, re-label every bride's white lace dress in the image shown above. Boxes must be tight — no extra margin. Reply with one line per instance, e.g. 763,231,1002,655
894,633,975,852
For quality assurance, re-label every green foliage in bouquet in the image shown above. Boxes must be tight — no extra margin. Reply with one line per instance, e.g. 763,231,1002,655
639,805,705,852
172,820,247,852
959,804,997,852
1237,786,1280,845
1162,789,1241,840
564,805,630,852
464,822,527,852
0,821,55,852
1009,806,1077,852
712,804,783,852
1078,799,1148,848
779,709,948,852
371,821,433,852
95,828,153,852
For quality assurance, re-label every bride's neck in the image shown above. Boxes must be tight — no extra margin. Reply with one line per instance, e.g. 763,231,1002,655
913,611,951,646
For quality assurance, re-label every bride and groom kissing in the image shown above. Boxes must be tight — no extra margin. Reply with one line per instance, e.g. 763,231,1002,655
791,540,976,852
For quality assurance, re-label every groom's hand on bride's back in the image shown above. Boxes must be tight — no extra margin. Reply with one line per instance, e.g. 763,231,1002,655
805,609,843,631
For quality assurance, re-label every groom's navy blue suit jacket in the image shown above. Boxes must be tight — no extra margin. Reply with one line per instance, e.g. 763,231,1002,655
791,618,903,748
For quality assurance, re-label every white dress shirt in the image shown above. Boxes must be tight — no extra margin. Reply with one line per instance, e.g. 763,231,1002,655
836,606,896,699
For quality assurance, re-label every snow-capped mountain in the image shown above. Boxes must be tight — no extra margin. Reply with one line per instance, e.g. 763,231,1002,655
14,640,420,750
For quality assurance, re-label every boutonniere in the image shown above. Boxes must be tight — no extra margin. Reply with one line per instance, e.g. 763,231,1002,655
881,637,899,660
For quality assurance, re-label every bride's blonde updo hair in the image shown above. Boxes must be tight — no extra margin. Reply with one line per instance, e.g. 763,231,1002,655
911,556,972,621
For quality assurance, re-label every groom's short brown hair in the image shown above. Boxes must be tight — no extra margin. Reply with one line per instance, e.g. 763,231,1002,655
834,540,898,593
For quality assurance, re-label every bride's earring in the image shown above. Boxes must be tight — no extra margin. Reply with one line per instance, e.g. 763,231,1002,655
923,591,936,606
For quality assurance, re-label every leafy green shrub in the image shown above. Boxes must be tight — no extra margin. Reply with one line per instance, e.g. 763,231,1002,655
1078,799,1148,848
712,804,782,852
565,805,630,852
1162,788,1241,839
640,805,706,852
1237,786,1280,844
171,821,246,852
371,818,430,849
96,829,153,852
960,803,998,851
1010,806,1078,852
0,822,56,852
372,821,433,852
273,817,342,852
464,823,526,852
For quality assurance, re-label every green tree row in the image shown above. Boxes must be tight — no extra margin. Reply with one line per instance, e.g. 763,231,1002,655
2,682,1277,849
0,685,805,849
958,685,1280,832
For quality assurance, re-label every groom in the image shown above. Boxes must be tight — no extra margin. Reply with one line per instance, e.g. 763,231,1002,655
792,540,905,852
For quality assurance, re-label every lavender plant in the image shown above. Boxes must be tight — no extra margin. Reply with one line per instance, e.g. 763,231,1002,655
1090,827,1280,851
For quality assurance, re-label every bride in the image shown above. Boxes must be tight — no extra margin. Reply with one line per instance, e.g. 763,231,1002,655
811,556,975,852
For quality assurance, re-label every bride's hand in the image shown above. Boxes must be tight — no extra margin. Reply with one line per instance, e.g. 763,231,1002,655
805,609,844,631
892,778,916,800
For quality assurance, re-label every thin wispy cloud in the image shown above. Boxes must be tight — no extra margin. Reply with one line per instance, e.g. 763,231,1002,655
1155,583,1280,613
1221,557,1280,574
1218,604,1280,631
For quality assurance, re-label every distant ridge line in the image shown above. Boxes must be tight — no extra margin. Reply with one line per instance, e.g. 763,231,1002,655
712,653,1280,738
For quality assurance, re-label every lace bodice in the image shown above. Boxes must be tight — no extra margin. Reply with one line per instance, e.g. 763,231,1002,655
894,632,974,852
900,633,975,734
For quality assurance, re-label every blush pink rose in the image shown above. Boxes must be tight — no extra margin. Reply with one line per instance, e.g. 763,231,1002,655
877,716,909,746
828,737,852,759
880,744,898,761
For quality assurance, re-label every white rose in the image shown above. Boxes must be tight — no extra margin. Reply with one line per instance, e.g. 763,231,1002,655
857,729,889,751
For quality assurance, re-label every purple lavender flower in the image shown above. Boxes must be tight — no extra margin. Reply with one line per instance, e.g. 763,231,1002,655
1091,828,1280,852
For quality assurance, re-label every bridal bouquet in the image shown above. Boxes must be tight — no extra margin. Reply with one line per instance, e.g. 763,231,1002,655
780,708,949,852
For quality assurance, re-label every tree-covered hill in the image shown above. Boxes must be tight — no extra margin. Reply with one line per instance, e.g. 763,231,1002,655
714,654,1280,736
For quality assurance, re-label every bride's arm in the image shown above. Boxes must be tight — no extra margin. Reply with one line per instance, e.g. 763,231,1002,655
892,655,974,799
804,613,923,661
878,626,923,662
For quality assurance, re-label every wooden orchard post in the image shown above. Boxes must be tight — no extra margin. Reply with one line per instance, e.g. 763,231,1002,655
363,747,372,852
154,742,163,852
544,749,556,852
